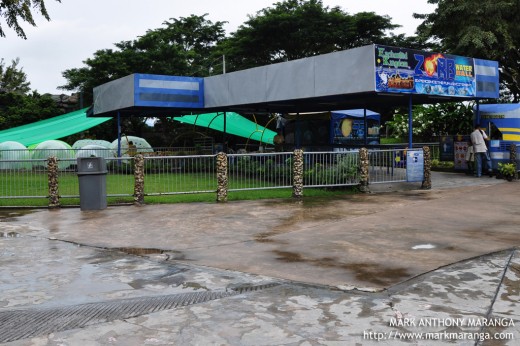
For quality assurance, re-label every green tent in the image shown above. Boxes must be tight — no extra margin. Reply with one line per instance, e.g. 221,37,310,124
0,108,112,146
173,112,276,144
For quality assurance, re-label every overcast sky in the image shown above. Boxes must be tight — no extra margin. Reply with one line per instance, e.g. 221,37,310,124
2,0,435,95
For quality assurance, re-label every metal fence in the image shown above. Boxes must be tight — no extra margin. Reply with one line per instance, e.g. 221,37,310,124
0,159,48,199
228,152,293,191
144,155,216,195
368,149,408,183
303,151,360,187
0,147,425,205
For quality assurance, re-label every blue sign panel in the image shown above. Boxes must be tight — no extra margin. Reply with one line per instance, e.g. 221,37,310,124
439,136,454,161
406,150,424,182
474,59,500,99
134,74,204,109
375,45,477,98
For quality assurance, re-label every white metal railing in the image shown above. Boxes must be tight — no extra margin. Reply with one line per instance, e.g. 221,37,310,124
144,155,216,195
0,148,423,204
368,149,408,183
303,151,360,187
0,159,48,199
228,152,293,191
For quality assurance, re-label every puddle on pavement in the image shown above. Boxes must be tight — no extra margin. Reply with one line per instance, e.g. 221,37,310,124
128,268,190,289
254,207,376,243
113,247,187,260
272,250,410,286
0,209,36,222
502,264,520,300
182,282,209,290
255,235,276,243
115,247,165,255
273,250,304,262
344,262,409,286
391,192,438,201
1,231,21,238
255,229,291,243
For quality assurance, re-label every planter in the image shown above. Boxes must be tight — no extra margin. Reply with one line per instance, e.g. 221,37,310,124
498,163,516,181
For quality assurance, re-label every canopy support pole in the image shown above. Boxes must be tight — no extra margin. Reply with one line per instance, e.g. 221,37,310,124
295,113,301,149
117,111,122,159
364,108,368,146
475,99,481,125
223,111,227,152
408,95,413,149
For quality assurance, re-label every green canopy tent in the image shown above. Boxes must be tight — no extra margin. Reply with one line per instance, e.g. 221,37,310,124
0,108,112,146
173,112,276,145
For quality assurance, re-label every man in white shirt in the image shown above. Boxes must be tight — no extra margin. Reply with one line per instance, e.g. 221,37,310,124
470,124,492,177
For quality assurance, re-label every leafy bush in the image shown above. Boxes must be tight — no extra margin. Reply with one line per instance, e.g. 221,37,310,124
431,159,454,170
498,162,516,181
303,154,358,185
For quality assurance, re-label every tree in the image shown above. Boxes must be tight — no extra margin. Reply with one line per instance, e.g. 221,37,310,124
0,0,61,39
0,58,30,94
386,103,474,141
219,0,404,71
61,14,226,104
0,91,61,130
415,0,520,101
60,15,226,142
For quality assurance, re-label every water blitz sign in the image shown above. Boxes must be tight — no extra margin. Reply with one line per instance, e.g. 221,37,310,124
375,45,476,97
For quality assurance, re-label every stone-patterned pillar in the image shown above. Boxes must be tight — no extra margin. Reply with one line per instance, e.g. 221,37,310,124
216,152,228,202
421,146,432,189
359,147,370,193
47,156,60,208
133,154,145,205
510,144,518,180
292,149,304,198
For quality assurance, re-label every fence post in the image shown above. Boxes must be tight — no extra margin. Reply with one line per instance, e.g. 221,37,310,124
133,154,145,205
292,149,303,198
510,144,518,180
421,146,432,189
359,148,370,193
47,156,60,208
216,152,228,202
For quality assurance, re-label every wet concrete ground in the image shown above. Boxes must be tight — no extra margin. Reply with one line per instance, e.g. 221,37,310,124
1,171,519,345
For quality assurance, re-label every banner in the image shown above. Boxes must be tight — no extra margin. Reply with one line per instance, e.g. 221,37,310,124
375,45,475,97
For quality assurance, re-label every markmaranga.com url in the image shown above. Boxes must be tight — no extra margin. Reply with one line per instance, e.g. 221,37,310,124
363,330,514,342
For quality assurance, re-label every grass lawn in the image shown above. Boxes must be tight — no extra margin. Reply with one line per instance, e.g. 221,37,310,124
0,171,357,207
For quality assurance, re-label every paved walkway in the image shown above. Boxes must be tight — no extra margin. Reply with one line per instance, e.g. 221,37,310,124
1,172,519,345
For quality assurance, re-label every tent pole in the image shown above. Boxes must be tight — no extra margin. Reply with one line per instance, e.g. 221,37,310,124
408,95,413,149
364,108,368,146
296,113,301,149
117,111,121,159
476,99,480,125
223,111,227,152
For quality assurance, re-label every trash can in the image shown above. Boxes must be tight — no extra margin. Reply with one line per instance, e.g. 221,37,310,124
77,157,108,210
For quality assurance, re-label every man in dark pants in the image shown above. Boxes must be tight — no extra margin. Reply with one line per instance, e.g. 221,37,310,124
470,124,492,177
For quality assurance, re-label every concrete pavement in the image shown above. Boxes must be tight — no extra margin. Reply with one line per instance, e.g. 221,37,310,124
0,171,519,345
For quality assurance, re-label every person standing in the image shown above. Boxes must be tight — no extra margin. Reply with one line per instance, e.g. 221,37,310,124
470,124,492,177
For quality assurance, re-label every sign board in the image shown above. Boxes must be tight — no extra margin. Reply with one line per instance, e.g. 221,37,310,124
375,45,476,98
406,150,424,182
134,74,204,109
439,136,454,161
454,141,468,171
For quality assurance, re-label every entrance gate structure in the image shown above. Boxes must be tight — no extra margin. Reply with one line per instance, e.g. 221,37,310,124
92,44,499,151
90,44,500,197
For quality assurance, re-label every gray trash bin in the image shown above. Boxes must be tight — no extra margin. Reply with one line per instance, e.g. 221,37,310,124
77,157,108,210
